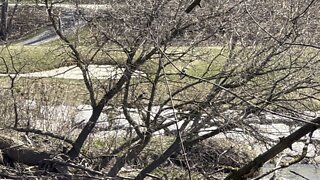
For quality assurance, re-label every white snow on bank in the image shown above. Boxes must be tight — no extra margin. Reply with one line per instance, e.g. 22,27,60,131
16,99,320,163
74,105,109,128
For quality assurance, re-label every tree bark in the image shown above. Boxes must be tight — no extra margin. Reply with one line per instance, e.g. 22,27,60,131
0,0,7,41
108,134,151,177
67,105,104,159
225,117,320,180
185,0,201,13
135,136,181,180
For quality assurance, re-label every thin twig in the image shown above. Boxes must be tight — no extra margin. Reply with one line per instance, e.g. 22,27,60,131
289,170,310,180
13,127,73,144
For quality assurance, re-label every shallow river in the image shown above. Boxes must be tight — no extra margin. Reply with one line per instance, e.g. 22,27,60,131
261,164,320,180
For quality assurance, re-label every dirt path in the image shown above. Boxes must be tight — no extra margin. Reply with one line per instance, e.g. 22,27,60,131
18,11,86,45
16,3,107,45
0,65,145,80
19,29,58,45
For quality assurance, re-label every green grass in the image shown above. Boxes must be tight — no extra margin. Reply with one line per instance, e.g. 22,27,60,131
0,44,226,124
0,44,129,73
0,76,89,105
0,45,66,73
1,38,318,112
0,41,226,75
139,46,226,77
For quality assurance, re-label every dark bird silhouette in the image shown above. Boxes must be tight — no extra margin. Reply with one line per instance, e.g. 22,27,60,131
179,68,187,79
134,92,146,104
185,0,202,13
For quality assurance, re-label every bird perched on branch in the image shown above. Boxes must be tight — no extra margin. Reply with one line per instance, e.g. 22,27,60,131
134,92,146,104
185,0,202,13
179,68,187,79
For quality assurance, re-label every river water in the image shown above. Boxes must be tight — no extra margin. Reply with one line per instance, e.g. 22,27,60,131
261,164,320,180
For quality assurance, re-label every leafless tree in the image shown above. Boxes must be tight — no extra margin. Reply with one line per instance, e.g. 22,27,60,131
0,0,320,179
42,0,320,178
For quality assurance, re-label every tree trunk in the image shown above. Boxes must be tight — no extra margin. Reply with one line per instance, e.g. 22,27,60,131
67,67,135,159
0,0,7,41
135,136,181,180
67,105,104,159
108,134,152,177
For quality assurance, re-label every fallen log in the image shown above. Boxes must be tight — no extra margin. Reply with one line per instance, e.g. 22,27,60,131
0,135,52,166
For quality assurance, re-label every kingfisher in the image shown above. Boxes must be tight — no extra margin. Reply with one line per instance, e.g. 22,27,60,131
185,0,202,13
